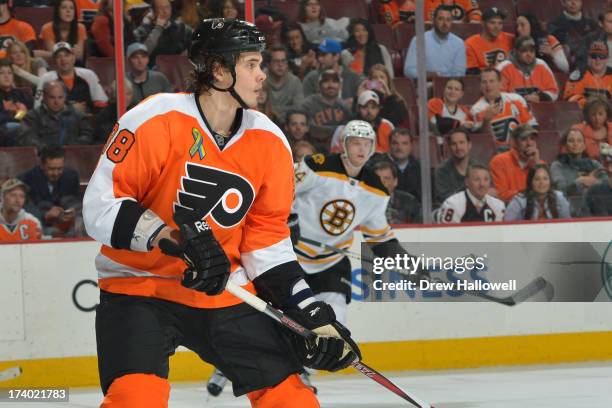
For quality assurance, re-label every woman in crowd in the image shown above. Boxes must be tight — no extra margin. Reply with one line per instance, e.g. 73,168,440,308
7,41,47,89
515,12,569,73
427,77,473,136
297,0,348,44
282,22,318,79
357,63,408,127
571,96,612,161
208,0,242,19
256,82,281,127
341,18,393,79
504,163,571,220
550,128,605,198
39,0,87,62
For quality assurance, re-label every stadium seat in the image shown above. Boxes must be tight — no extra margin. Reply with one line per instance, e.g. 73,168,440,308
14,7,53,36
85,57,116,90
321,0,368,20
478,0,516,22
412,135,440,168
432,75,482,105
393,22,415,52
554,72,568,96
582,0,607,21
0,147,38,181
373,23,397,52
531,101,582,132
155,55,192,92
63,145,104,184
450,23,482,40
536,130,561,163
516,0,563,24
393,77,417,107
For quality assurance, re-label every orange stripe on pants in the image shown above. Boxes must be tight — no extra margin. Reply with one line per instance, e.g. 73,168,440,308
247,373,319,408
100,373,170,408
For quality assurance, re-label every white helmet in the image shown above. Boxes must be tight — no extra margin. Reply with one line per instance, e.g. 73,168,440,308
342,120,376,159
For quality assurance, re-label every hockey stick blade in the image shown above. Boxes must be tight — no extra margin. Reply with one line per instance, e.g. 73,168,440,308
224,281,433,407
299,236,551,306
0,366,22,382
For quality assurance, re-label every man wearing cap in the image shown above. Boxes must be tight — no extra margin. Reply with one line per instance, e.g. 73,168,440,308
404,5,466,79
497,36,560,102
302,38,364,102
489,124,545,202
0,178,42,242
464,6,514,74
265,45,304,124
330,90,394,153
35,42,108,114
300,69,351,147
127,42,172,105
564,41,612,107
581,143,612,216
549,0,598,69
576,7,612,72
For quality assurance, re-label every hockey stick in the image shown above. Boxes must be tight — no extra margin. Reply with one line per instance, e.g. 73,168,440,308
0,366,22,382
298,236,553,306
224,281,433,408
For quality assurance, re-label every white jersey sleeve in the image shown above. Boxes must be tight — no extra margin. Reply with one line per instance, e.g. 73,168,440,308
438,192,466,224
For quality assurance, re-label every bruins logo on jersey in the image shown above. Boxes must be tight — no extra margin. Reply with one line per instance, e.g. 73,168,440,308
320,199,355,236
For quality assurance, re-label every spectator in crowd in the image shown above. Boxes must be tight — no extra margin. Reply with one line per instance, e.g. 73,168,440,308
90,0,135,58
292,140,317,163
134,0,193,67
302,38,363,102
0,59,32,145
438,164,505,223
7,40,47,89
435,127,479,203
515,12,569,73
301,69,351,130
39,0,87,62
282,23,318,80
380,127,422,200
424,0,481,23
380,0,416,27
489,124,545,202
548,0,598,70
576,7,612,71
373,160,421,224
551,128,605,200
465,7,514,74
208,0,242,19
504,163,571,220
126,42,171,104
564,41,612,107
0,178,41,242
254,14,282,47
581,143,612,216
285,109,315,146
570,96,612,161
19,80,93,148
342,18,393,79
297,0,349,44
265,45,304,124
18,144,82,237
77,0,102,27
471,67,538,150
331,90,394,153
497,36,560,102
36,42,108,114
256,82,281,126
0,0,36,57
359,64,408,127
94,79,135,143
428,77,473,136
404,5,467,79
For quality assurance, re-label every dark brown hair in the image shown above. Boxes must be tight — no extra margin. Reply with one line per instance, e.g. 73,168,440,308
523,163,558,220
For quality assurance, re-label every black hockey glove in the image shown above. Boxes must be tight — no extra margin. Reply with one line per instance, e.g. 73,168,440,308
285,301,361,372
158,210,230,296
287,213,300,246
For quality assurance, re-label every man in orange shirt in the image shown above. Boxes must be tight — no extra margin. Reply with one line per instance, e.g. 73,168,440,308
564,41,612,107
379,0,416,27
498,36,560,102
82,18,359,408
425,0,481,23
0,0,35,57
489,125,545,202
465,7,514,74
0,178,41,242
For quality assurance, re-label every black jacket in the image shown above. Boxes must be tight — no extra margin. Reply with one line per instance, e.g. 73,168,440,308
18,165,81,217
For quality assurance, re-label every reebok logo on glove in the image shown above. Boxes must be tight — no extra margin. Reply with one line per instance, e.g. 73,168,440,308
309,306,321,317
195,220,211,233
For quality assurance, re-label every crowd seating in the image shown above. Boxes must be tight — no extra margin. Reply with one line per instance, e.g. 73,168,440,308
63,145,103,185
0,147,38,180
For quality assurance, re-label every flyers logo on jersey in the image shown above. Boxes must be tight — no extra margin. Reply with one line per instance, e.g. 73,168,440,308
485,49,506,66
175,163,255,228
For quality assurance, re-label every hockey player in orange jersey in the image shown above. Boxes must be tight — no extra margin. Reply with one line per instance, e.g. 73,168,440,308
82,18,360,408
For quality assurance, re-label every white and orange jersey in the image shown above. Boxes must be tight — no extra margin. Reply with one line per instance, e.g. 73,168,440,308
471,92,538,147
427,97,472,129
497,58,559,101
0,209,42,242
292,153,394,274
424,0,481,23
83,93,296,309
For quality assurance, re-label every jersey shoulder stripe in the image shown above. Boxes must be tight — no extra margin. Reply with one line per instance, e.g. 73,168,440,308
243,109,291,153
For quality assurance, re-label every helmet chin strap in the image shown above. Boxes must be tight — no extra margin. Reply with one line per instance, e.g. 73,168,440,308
210,66,249,109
